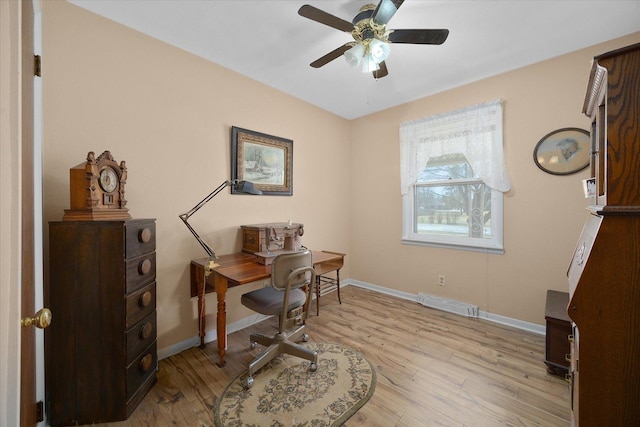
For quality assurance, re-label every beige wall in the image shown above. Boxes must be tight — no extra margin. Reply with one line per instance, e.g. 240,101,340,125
349,33,640,324
42,1,350,351
42,1,639,354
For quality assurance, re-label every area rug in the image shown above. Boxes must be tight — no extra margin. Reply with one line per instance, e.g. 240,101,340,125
215,343,376,427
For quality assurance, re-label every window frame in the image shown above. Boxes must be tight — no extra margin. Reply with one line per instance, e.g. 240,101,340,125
402,183,504,253
399,100,507,254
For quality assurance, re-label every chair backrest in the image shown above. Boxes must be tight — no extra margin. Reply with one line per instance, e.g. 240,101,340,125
271,250,313,291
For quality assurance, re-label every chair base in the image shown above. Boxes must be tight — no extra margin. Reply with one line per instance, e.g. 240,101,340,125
244,324,318,389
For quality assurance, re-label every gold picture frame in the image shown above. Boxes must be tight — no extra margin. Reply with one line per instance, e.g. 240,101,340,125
231,126,293,195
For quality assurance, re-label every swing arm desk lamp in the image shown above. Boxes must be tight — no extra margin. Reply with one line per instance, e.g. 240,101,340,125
179,179,262,275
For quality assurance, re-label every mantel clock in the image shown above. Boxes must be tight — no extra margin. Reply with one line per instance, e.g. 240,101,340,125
63,150,131,221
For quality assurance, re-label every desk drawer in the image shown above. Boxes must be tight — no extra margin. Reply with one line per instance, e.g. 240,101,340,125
126,282,156,329
126,310,156,365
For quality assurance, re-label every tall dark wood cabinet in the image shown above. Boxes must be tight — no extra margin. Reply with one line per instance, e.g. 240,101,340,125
567,43,640,426
46,219,157,426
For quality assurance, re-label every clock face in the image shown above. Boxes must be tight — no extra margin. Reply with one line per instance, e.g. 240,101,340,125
99,167,118,193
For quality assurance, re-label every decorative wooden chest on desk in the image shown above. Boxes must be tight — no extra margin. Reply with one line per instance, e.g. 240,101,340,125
46,219,157,426
241,222,304,254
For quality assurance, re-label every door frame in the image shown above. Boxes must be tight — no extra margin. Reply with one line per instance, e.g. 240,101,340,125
0,0,25,424
0,0,44,425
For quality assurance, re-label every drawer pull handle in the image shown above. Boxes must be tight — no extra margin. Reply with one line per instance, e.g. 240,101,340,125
138,259,151,275
139,291,152,308
565,373,572,384
138,228,152,243
567,334,574,343
565,353,572,362
140,321,153,340
139,354,153,373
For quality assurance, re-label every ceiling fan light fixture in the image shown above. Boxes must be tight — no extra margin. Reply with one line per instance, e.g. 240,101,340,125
344,43,365,68
299,2,450,79
369,38,390,62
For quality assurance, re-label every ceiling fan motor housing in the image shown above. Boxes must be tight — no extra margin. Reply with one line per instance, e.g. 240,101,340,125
351,4,388,43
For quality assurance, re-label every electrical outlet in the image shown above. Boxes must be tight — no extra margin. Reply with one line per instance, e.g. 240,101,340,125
438,275,446,286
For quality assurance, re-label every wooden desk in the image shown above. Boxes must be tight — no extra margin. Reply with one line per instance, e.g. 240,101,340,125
190,250,345,366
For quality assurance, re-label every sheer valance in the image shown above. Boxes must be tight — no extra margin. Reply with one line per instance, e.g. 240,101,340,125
400,99,511,194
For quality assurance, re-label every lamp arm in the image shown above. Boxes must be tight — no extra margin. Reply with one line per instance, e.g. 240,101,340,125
180,180,233,220
179,180,234,259
179,214,216,258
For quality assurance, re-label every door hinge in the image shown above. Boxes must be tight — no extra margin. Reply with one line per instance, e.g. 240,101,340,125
34,55,41,77
36,401,44,422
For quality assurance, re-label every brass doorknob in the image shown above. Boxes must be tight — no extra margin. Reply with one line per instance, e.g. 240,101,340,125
21,308,52,329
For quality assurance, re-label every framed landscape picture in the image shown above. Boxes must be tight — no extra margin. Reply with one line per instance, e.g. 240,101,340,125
231,126,293,195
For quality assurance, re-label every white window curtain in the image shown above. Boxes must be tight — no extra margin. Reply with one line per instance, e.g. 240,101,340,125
400,99,510,195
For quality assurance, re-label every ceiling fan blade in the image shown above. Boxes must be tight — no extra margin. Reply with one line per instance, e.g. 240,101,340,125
310,44,352,68
373,61,389,79
388,29,449,45
372,0,404,25
298,5,354,32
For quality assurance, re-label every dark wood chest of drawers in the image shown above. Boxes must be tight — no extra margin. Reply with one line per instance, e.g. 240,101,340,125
46,219,157,426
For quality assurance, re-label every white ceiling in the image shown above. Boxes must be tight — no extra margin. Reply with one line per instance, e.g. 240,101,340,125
68,0,639,120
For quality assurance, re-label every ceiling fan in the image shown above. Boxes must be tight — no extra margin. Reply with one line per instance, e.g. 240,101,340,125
298,0,449,79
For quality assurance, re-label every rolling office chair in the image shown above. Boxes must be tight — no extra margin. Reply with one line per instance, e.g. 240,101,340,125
240,250,318,389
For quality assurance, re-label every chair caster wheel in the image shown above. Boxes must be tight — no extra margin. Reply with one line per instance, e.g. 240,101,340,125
244,376,254,389
302,333,309,342
250,341,258,350
309,362,317,372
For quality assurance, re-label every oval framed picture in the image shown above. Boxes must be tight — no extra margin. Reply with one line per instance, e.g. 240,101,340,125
533,127,590,175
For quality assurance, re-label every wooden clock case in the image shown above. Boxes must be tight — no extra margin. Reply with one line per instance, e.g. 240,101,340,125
63,150,131,221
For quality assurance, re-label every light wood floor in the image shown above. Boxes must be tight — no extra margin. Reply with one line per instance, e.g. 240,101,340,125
110,286,570,426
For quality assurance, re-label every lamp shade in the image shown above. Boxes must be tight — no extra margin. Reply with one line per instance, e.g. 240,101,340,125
369,38,390,63
344,43,365,68
362,53,381,73
233,180,262,195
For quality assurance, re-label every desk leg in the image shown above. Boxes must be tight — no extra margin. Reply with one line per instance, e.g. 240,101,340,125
197,277,207,349
214,273,229,367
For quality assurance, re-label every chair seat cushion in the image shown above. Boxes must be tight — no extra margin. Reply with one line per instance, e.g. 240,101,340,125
241,286,307,316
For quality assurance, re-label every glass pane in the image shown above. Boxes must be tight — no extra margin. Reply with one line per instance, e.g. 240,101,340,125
415,183,492,238
417,153,472,182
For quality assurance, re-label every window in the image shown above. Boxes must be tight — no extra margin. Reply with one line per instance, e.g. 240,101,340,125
400,100,509,253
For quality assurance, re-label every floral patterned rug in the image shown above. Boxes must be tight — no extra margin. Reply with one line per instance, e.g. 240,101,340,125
215,343,376,426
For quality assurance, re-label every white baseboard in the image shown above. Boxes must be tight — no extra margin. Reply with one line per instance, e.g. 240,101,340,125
157,313,271,360
345,279,545,335
158,278,545,360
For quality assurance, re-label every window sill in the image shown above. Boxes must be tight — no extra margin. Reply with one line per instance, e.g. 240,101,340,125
401,238,504,254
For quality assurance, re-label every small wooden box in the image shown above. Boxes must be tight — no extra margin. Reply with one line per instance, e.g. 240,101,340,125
544,290,571,375
241,222,303,254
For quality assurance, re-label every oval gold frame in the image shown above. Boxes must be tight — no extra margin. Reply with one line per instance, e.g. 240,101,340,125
533,127,590,175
